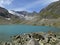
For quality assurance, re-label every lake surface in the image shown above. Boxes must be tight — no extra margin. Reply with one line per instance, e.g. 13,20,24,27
0,25,60,41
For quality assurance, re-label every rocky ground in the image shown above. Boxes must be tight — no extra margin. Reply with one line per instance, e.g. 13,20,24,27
0,31,60,45
21,18,60,27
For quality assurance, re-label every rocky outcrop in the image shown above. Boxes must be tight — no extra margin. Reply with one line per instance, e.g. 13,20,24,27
0,7,9,18
0,32,60,45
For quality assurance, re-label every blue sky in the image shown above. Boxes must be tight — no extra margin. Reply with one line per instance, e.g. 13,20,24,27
0,0,59,12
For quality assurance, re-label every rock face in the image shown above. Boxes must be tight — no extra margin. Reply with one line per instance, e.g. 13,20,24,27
0,7,9,18
0,7,20,18
40,1,60,18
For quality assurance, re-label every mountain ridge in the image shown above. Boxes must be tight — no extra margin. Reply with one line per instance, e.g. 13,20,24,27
0,1,60,27
39,1,60,19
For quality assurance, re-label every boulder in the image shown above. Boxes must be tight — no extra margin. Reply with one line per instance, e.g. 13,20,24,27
27,38,40,45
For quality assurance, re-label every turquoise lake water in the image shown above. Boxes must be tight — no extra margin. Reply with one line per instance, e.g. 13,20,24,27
0,25,60,41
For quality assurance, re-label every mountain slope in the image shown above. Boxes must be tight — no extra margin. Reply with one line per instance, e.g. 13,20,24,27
23,1,60,27
0,7,9,18
0,7,22,24
39,1,60,19
0,1,60,27
0,7,37,24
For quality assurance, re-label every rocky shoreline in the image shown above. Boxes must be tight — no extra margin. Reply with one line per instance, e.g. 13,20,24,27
0,32,60,45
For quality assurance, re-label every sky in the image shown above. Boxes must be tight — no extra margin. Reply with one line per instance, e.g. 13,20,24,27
0,0,59,12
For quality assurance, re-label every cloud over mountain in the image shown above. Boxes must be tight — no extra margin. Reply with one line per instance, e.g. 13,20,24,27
0,0,59,12
0,0,13,7
12,0,59,11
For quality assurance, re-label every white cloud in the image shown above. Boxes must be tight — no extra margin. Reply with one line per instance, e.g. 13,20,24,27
13,0,42,11
0,0,13,7
49,0,59,2
13,0,59,11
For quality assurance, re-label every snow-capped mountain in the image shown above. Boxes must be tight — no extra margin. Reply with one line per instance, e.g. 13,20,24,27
8,10,37,20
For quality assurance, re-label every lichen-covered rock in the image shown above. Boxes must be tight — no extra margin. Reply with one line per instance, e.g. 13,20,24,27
1,32,60,45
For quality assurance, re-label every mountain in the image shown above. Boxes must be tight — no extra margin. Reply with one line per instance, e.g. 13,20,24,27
0,1,60,27
9,10,37,16
8,10,37,20
0,7,20,18
16,11,37,16
39,1,60,19
0,7,22,24
0,7,37,24
8,10,37,16
22,1,60,27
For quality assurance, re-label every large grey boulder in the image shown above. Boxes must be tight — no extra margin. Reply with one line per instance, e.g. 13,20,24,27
27,38,40,45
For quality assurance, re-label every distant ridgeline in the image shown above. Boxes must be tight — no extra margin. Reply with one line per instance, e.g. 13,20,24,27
0,1,60,27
